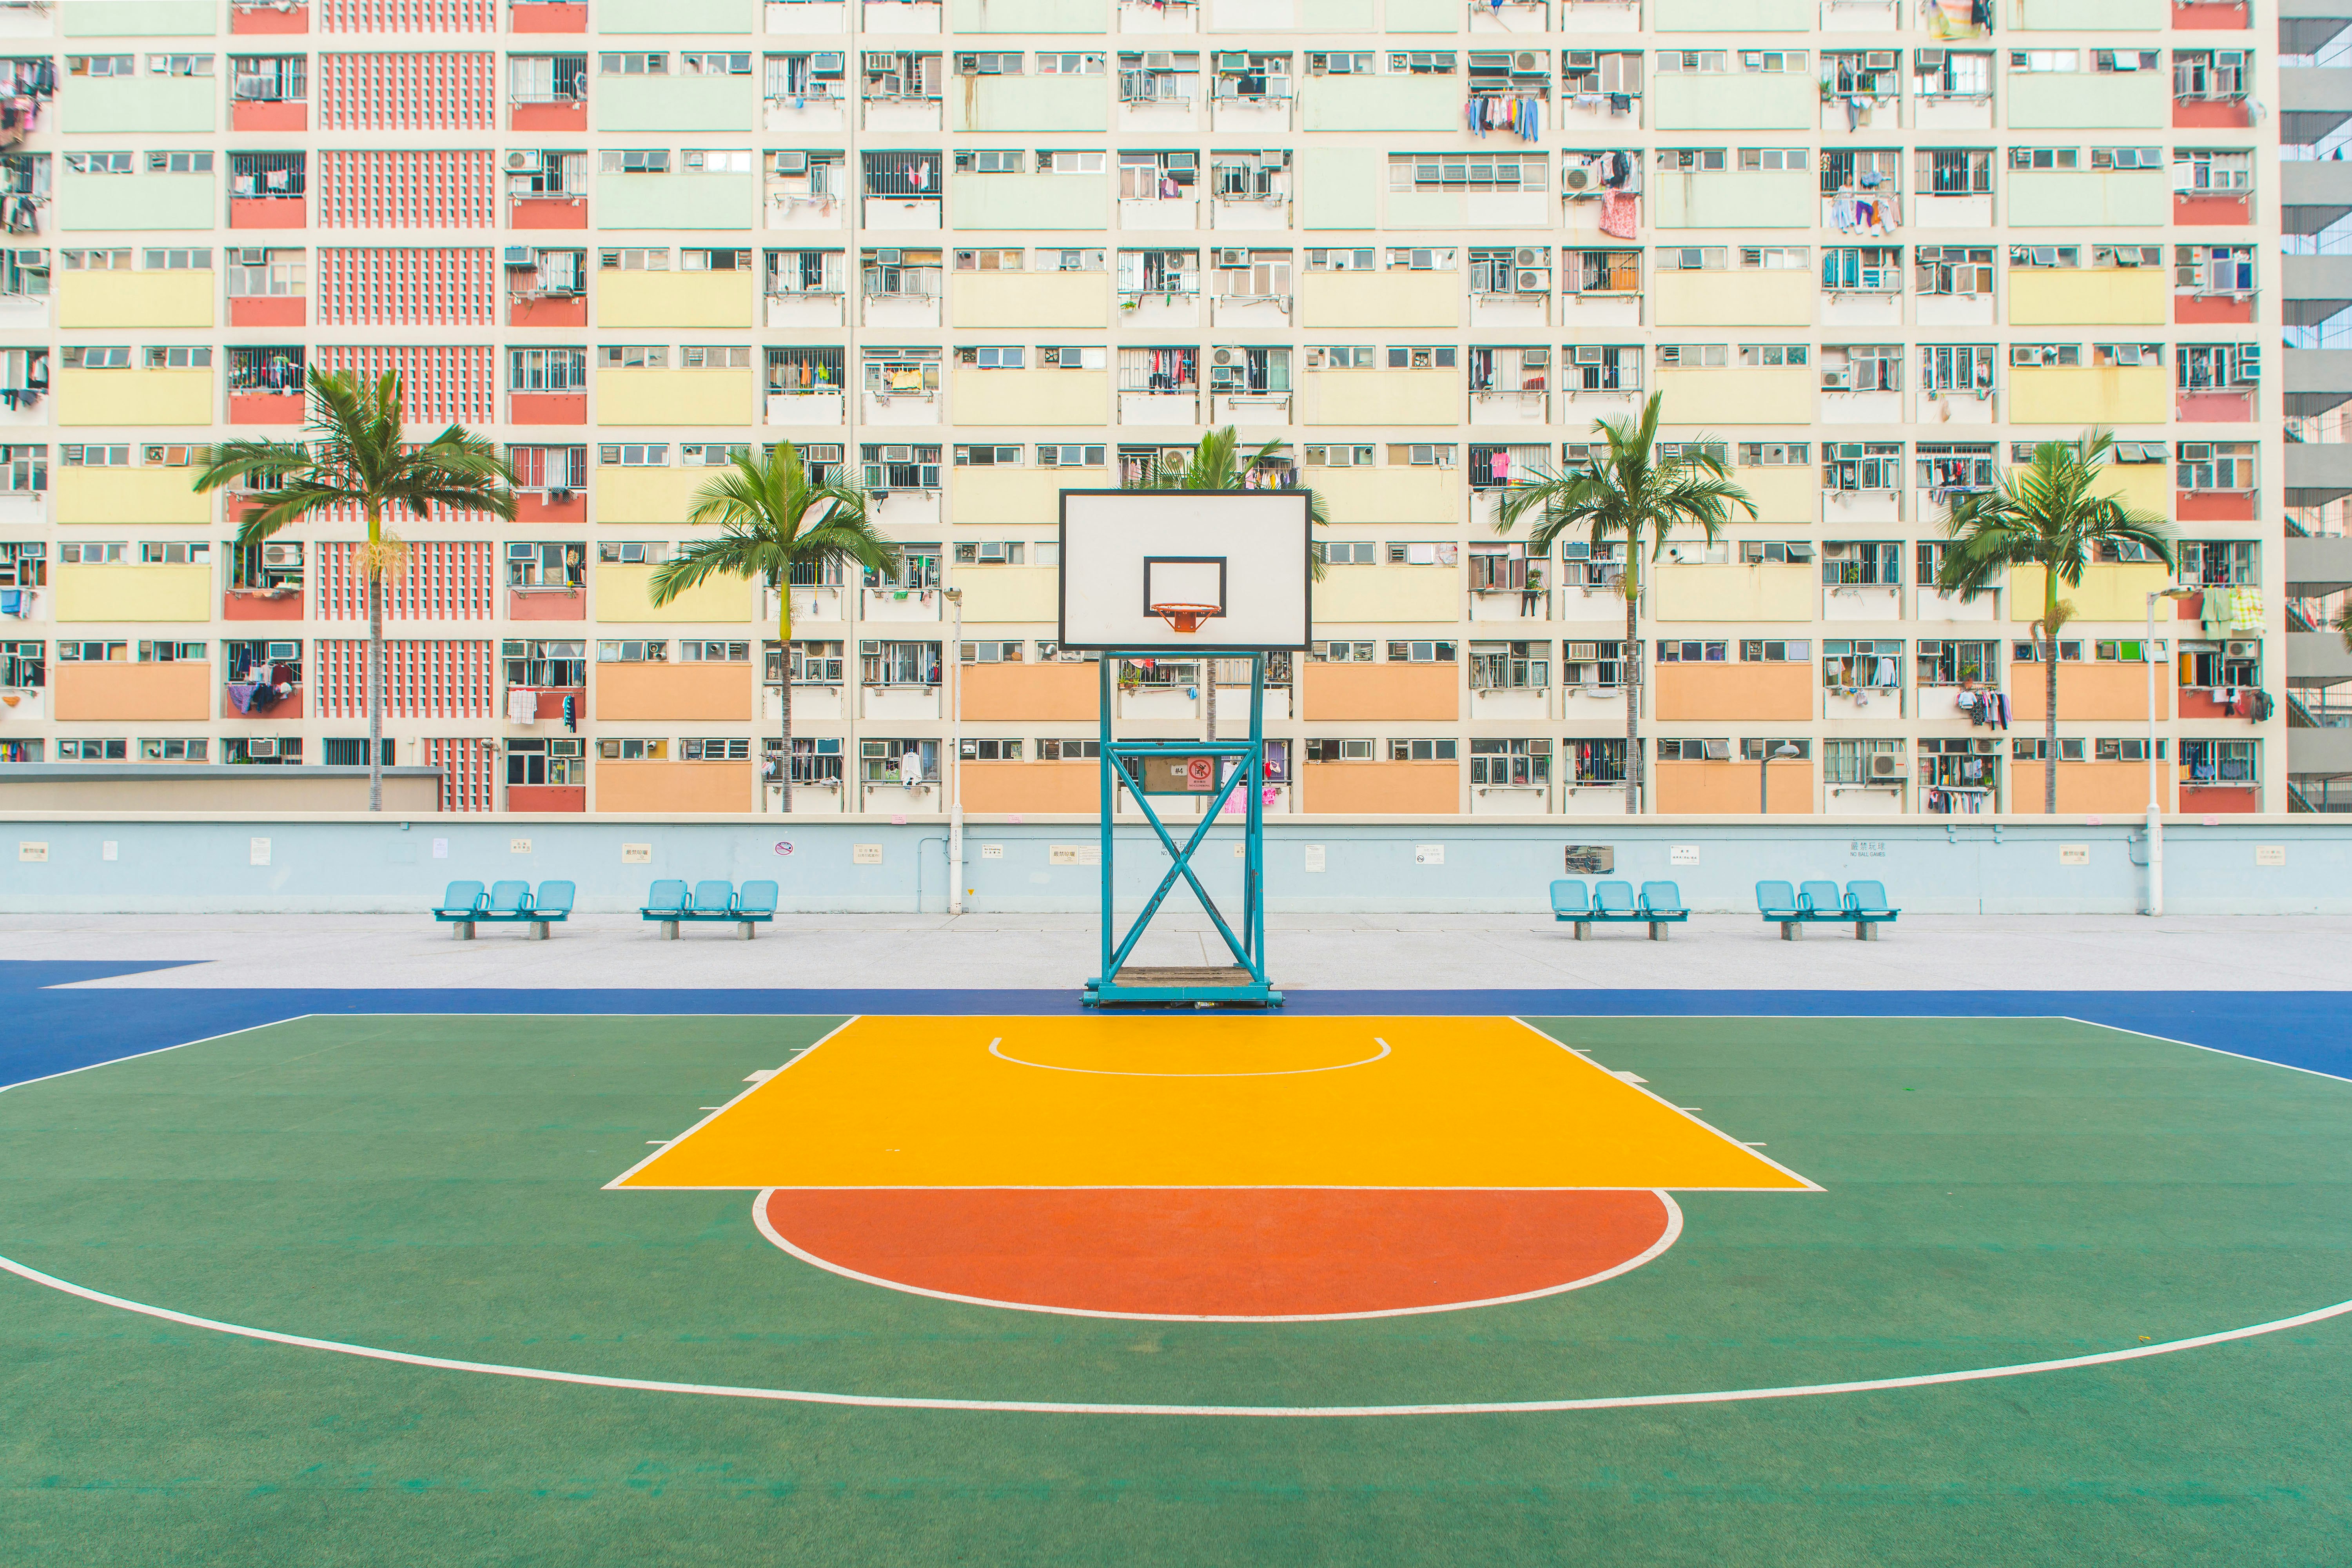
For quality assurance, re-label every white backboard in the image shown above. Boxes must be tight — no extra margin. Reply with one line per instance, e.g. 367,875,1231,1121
1056,489,1313,651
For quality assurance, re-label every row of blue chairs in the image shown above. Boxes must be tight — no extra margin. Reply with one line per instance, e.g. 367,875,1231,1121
434,880,575,940
1549,879,1690,941
641,879,779,940
1549,878,1902,942
1757,880,1900,941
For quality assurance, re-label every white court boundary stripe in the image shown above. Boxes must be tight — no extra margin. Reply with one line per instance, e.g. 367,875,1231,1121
750,1188,1684,1323
4,1250,2347,1417
599,1016,859,1190
986,1035,1394,1077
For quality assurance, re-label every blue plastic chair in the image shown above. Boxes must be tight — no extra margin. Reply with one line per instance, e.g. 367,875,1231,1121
1843,880,1900,941
1797,881,1846,923
1593,880,1640,919
734,880,779,939
639,879,688,920
480,880,534,922
528,880,576,939
1757,879,1805,939
1550,879,1592,938
690,880,737,918
433,880,486,938
1637,881,1690,940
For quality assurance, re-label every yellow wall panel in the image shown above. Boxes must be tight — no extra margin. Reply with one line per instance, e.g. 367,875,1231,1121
956,565,1058,622
1305,369,1455,426
58,369,213,426
593,563,753,622
2090,461,2169,514
54,564,212,622
951,272,1108,328
2007,268,2167,327
597,272,754,329
949,368,1109,426
1650,563,1813,622
595,369,755,426
598,466,712,525
1314,564,1458,622
1732,465,1817,525
1654,367,1811,426
56,467,211,526
1652,272,1812,328
58,270,214,329
2007,562,2172,623
2007,366,2168,425
1310,465,1459,524
1298,271,1457,329
949,466,1071,524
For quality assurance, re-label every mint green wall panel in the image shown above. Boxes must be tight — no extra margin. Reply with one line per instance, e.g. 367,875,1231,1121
1654,0,1809,31
2007,170,2167,227
1652,74,1813,132
596,174,753,230
59,173,214,231
61,79,214,134
61,0,217,35
955,75,1107,133
949,173,1106,229
946,0,1108,29
1302,75,1460,132
1303,0,1374,24
1301,146,1380,229
2017,0,2162,27
1652,169,1813,228
2007,74,2165,130
594,0,751,30
1381,0,1459,28
594,78,754,134
1383,189,1463,227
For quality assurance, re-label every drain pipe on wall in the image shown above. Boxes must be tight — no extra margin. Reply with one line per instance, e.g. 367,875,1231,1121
946,586,965,915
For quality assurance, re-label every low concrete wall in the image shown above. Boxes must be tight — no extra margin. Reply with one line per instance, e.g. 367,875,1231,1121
0,766,444,813
1,815,2347,915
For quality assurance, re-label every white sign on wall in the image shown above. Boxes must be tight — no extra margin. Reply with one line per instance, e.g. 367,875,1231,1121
18,841,46,862
249,837,270,866
621,843,653,864
980,844,1004,860
1414,844,1445,866
1669,845,1700,866
2255,845,2286,866
853,844,884,865
2058,845,2090,866
1303,845,1327,873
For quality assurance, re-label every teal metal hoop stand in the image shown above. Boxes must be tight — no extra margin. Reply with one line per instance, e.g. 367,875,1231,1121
1083,651,1280,1008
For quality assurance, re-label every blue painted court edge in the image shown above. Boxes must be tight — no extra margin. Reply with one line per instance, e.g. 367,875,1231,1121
4,963,2347,1089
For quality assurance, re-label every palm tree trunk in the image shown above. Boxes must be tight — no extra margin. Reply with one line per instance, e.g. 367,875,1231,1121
365,507,383,813
1205,664,1216,742
2042,577,2060,815
776,585,795,815
1622,554,1641,815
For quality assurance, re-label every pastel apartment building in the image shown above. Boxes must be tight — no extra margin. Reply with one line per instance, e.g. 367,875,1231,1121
0,0,2345,815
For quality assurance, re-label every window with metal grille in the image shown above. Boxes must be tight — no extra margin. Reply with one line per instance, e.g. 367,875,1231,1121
510,348,586,391
1918,148,1993,194
1470,738,1548,785
232,55,305,100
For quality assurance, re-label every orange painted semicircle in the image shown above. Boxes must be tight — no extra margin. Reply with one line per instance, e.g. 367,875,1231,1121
759,1187,1677,1319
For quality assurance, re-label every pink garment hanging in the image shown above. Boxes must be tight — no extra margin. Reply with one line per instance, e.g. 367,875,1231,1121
1598,191,1638,240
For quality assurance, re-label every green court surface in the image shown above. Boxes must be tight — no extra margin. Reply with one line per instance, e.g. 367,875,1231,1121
3,1013,2349,1566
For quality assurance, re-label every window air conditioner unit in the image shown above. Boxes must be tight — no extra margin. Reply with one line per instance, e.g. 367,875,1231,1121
812,53,844,73
1514,247,1545,267
1868,752,1901,779
1864,51,1896,70
1211,347,1236,366
1561,162,1593,191
1916,48,1946,68
2226,639,2259,659
508,542,535,561
232,248,269,266
1567,640,1599,659
247,738,279,759
1216,248,1248,267
864,53,896,72
1145,51,1174,70
1573,346,1602,365
503,246,536,267
1702,740,1732,760
1513,52,1543,72
875,247,902,265
505,151,542,172
1325,55,1352,74
1523,349,1550,367
773,151,807,173
1566,51,1597,69
261,543,300,566
1516,270,1548,292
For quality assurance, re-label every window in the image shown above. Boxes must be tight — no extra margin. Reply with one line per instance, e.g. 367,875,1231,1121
1385,542,1458,566
860,639,941,687
60,542,128,564
861,246,942,298
1738,343,1807,367
503,640,587,688
1819,150,1900,195
67,55,137,78
962,346,1023,370
1740,739,1811,761
957,638,1024,662
140,738,208,761
1037,444,1104,468
138,542,207,565
507,542,581,588
1823,739,1902,784
145,347,211,370
1914,246,1993,298
0,450,45,495
2094,245,2162,270
511,348,586,392
1386,640,1457,663
2010,640,2084,663
1560,639,1626,687
2175,50,2249,101
1740,540,1817,564
1654,739,1730,762
1738,148,1807,172
597,542,672,564
62,445,131,467
1320,543,1376,567
2010,49,2078,72
597,639,669,662
599,443,668,467
1740,49,1806,73
1470,641,1550,690
2091,49,2160,73
1741,246,1809,271
1655,640,1727,663
1387,153,1547,191
2176,444,2256,494
1920,344,1995,395
681,737,751,760
2093,737,2161,761
58,639,130,660
2180,739,2257,785
1656,51,1729,73
511,53,587,103
2176,244,2255,295
1383,346,1457,370
1388,739,1456,762
959,739,1024,762
2009,244,2080,270
2176,344,2258,391
231,55,305,101
64,346,130,370
1737,443,1811,468
681,51,751,76
601,149,670,174
1920,149,1994,195
1470,738,1547,785
1656,247,1726,272
2090,147,2161,171
2012,343,2083,367
0,637,43,688
147,54,214,77
1916,639,1998,686
1657,344,1727,368
56,738,129,760
1915,51,1992,98
2092,342,2160,368
1822,443,1902,491
598,739,669,760
2175,150,2252,193
1303,738,1371,762
861,739,939,784
506,738,585,786
1741,639,1811,662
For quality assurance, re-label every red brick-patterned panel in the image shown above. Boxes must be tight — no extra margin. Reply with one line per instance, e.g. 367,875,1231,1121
317,52,496,132
315,149,495,230
317,247,496,327
319,0,494,33
314,344,495,425
318,540,494,622
427,736,498,813
318,639,495,719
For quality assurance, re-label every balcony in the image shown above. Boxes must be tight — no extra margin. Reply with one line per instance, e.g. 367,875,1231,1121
511,0,588,30
2280,0,2349,53
2285,348,2352,418
2285,532,2352,593
2283,161,2352,236
2280,67,2352,147
508,191,587,232
2287,631,2352,688
2284,255,2352,329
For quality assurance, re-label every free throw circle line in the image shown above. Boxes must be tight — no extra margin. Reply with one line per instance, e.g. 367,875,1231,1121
4,1250,2345,1419
987,1036,1393,1078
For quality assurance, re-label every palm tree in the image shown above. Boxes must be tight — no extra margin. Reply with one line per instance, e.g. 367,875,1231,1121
194,367,515,812
1120,426,1330,738
648,443,896,813
1493,392,1756,814
1936,428,2174,814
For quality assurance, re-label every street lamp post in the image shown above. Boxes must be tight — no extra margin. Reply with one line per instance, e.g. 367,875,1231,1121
2144,586,2199,917
946,585,965,916
1759,740,1801,813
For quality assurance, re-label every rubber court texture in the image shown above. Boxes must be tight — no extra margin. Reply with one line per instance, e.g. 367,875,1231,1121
3,965,2350,1566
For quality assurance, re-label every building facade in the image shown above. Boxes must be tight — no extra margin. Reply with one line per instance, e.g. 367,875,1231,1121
0,0,2342,815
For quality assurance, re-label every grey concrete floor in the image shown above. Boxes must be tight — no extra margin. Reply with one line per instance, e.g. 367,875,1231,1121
5,911,2347,992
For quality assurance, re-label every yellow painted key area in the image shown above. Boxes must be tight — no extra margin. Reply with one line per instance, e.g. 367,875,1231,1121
621,1014,1811,1192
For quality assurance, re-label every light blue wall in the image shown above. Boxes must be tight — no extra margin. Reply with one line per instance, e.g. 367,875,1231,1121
946,0,1107,30
949,172,1105,229
594,77,755,135
3,818,2347,915
58,171,216,231
954,75,1108,133
1651,75,1815,133
1302,75,1462,133
2007,74,2167,131
2008,169,2167,227
595,173,753,230
60,78,215,134
62,0,217,35
1301,145,1380,227
594,0,751,29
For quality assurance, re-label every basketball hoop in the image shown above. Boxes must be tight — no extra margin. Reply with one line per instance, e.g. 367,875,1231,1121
1150,602,1221,635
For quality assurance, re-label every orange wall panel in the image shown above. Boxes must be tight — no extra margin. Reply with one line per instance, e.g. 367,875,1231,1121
1654,663,1813,722
1299,663,1459,722
1300,761,1456,813
53,664,214,722
597,664,752,723
962,662,1097,722
2012,761,2167,815
1654,761,1815,814
960,760,1098,813
2009,663,2166,723
595,761,752,813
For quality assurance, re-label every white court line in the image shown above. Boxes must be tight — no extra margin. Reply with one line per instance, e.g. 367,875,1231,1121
987,1035,1393,1078
750,1188,1683,1323
599,1016,859,1190
4,1249,2345,1418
